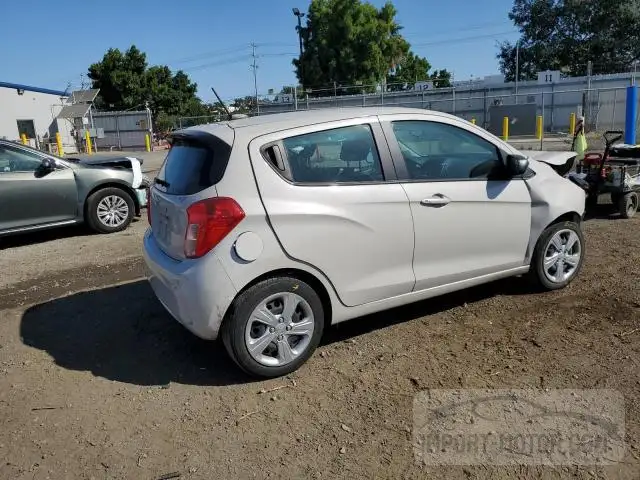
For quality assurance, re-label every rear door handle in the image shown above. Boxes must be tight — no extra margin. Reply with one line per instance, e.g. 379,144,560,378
420,194,450,206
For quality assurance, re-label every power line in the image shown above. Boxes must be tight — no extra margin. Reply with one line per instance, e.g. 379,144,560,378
181,55,253,73
161,44,252,65
402,20,514,39
411,30,517,47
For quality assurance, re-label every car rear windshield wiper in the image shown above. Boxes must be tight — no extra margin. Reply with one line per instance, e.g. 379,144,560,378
154,177,170,188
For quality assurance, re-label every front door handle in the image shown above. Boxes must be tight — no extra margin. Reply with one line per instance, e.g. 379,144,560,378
420,194,450,207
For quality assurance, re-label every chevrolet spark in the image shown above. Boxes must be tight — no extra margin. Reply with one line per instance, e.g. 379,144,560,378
143,107,586,378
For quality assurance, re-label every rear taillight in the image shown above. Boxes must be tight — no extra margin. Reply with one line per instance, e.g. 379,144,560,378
184,197,245,258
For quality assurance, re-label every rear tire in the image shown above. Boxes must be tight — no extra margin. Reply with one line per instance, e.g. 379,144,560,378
221,277,325,378
86,187,135,234
618,192,638,219
528,221,585,291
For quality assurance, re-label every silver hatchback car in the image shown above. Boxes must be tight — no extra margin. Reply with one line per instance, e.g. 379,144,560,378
143,107,586,378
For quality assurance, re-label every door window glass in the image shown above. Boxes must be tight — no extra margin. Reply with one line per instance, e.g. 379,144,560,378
282,124,384,183
0,145,43,173
391,121,502,180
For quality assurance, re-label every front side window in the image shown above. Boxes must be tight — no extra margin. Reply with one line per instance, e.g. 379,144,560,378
0,145,43,173
391,121,503,181
282,124,384,184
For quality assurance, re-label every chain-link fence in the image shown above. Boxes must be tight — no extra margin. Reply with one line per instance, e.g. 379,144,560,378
248,73,640,139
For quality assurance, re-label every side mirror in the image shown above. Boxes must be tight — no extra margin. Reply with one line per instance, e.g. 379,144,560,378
506,154,529,176
40,158,56,171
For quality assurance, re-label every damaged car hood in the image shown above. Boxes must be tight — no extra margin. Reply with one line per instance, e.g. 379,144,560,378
525,150,576,166
68,156,145,189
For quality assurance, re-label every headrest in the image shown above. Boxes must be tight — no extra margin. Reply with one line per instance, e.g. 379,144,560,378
340,138,371,163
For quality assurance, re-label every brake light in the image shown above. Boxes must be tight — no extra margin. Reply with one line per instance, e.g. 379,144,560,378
184,197,245,258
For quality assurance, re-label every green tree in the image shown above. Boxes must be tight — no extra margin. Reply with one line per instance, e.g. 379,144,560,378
88,45,208,124
88,46,147,110
498,0,640,81
231,96,257,114
293,0,444,94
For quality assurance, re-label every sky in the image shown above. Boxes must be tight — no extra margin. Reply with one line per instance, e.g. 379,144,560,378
0,0,519,104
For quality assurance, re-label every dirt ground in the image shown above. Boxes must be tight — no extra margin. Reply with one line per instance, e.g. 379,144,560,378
1,195,640,479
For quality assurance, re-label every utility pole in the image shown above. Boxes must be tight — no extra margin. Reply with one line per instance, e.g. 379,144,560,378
250,42,259,115
293,8,305,88
586,60,593,128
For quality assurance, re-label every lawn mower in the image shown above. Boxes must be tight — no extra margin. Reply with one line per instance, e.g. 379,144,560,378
570,130,640,219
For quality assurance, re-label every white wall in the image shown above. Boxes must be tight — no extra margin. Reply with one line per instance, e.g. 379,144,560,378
0,86,75,151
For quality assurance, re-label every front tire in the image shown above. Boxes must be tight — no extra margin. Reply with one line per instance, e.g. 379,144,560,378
529,221,585,291
221,277,325,378
86,187,134,234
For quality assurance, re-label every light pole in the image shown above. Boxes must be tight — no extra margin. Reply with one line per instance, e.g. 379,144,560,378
293,8,305,88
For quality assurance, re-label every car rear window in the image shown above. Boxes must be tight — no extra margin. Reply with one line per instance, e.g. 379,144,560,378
155,135,231,195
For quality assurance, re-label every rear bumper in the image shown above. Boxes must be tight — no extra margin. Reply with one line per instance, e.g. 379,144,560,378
142,228,237,340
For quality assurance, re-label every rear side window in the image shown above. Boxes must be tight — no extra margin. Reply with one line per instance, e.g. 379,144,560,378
155,136,231,195
281,124,384,184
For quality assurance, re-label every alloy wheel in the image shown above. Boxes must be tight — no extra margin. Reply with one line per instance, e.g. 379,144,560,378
245,292,315,367
97,195,129,228
543,229,582,284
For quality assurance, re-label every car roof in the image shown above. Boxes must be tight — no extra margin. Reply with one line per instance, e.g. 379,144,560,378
183,107,460,139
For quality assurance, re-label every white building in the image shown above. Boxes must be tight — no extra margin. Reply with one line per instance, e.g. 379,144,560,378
0,81,77,153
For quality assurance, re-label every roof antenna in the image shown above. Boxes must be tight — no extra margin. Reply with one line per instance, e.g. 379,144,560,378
211,87,232,120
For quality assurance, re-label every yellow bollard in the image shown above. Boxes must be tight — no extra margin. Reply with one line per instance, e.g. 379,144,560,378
145,134,151,152
21,133,27,145
85,130,93,155
471,118,476,125
55,132,64,156
536,115,543,140
502,116,509,141
569,112,576,135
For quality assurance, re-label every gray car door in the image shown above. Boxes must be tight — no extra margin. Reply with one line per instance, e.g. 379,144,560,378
0,144,78,232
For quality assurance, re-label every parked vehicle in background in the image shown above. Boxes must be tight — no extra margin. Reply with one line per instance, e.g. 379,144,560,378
143,107,587,378
0,139,149,237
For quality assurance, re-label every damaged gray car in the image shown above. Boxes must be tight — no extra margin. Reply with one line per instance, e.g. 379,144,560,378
0,139,149,237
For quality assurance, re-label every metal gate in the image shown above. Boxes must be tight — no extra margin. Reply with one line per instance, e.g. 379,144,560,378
92,110,152,150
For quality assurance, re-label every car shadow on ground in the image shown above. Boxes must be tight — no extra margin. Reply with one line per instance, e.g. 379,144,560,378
0,218,145,249
0,225,92,249
20,276,536,387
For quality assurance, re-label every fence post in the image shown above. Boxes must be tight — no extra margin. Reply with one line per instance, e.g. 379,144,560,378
483,88,488,129
550,83,555,131
115,114,122,151
294,86,298,111
452,87,456,115
540,92,545,150
55,132,64,156
21,133,27,145
625,85,638,145
569,112,576,136
502,116,509,141
85,130,93,155
611,89,617,131
536,115,543,140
